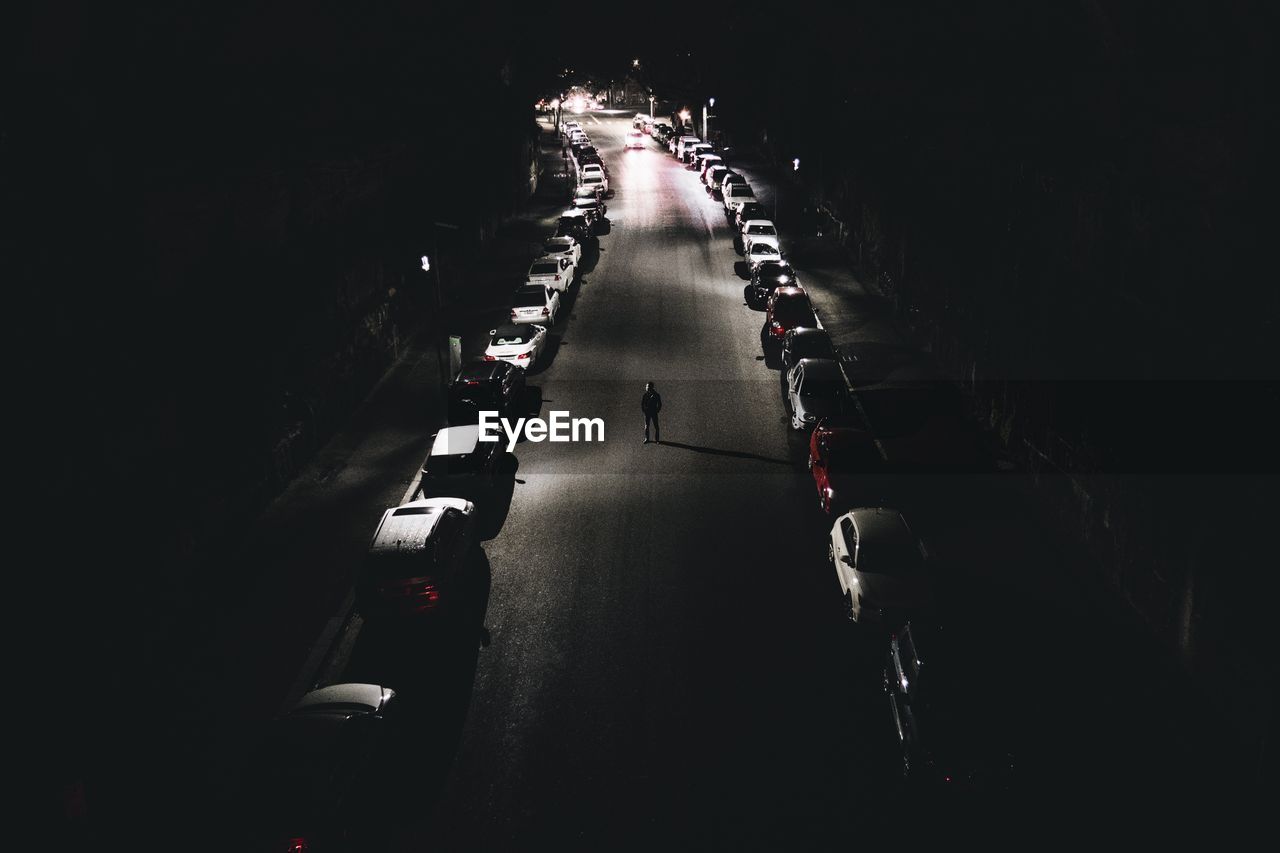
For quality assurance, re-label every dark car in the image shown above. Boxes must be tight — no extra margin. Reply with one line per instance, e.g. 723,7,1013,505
763,286,819,349
250,683,398,851
554,214,591,243
706,164,730,195
449,361,526,424
745,260,800,308
781,326,837,377
577,150,605,170
885,622,1019,791
733,200,767,230
357,498,477,619
808,415,881,514
419,425,505,499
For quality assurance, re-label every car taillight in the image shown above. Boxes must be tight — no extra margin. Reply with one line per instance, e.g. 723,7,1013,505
484,355,496,361
554,274,560,281
516,352,530,360
286,838,307,853
511,310,518,319
542,307,550,316
770,321,786,338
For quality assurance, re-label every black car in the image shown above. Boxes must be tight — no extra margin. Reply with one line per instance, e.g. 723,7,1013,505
554,214,591,243
734,200,768,230
250,683,398,851
577,150,605,169
745,260,800,308
419,425,505,499
885,622,1020,791
781,327,837,377
448,361,526,424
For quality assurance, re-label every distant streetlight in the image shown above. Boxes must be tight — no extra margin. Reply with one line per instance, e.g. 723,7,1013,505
793,157,801,171
678,108,690,126
633,58,640,68
420,255,430,272
704,97,715,140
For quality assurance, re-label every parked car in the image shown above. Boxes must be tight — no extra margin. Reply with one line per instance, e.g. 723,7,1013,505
885,621,1018,789
723,182,756,214
580,172,608,197
510,283,561,325
484,323,548,369
555,213,590,243
449,361,526,424
733,199,767,230
625,129,646,149
526,256,573,292
698,154,724,182
358,498,477,619
541,235,582,271
787,358,852,430
744,239,782,271
577,150,605,170
633,112,651,128
706,165,730,195
251,683,398,851
809,415,881,514
685,142,714,166
579,162,606,181
675,135,701,158
745,260,799,309
828,507,932,625
419,425,505,498
781,326,836,376
652,123,673,142
741,219,780,252
764,286,819,347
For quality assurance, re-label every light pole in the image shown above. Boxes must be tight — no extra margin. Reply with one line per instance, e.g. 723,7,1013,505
775,158,799,227
704,97,715,141
649,92,655,120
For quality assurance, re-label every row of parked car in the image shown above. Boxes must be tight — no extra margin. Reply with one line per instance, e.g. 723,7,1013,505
666,117,1009,792
249,114,625,852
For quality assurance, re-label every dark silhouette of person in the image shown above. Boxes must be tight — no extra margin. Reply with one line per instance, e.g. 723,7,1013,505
641,382,662,444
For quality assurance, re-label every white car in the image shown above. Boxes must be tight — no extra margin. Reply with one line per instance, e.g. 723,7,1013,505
526,256,573,292
741,219,780,252
787,358,850,430
828,507,932,624
580,162,606,181
723,181,756,214
541,235,581,271
510,283,561,325
632,113,652,128
675,135,701,158
744,240,782,271
580,172,608,196
484,323,548,369
625,129,646,149
562,120,582,136
697,154,724,182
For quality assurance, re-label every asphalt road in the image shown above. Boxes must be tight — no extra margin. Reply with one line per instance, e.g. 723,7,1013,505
296,115,1247,849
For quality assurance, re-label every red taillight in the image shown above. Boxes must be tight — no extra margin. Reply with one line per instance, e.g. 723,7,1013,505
483,355,496,361
510,310,518,320
542,307,550,316
516,352,530,360
554,274,561,281
770,321,786,338
286,839,307,853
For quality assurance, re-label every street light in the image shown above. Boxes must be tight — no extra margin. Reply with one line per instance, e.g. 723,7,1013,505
775,158,797,225
704,96,715,141
648,91,655,120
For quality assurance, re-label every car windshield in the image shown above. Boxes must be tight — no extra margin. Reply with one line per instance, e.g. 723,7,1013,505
513,289,546,307
774,299,817,325
801,379,846,398
793,336,835,360
751,244,778,256
747,225,776,235
732,186,755,197
493,331,529,346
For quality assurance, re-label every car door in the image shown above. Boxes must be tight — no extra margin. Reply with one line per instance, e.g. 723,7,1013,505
835,514,857,593
546,287,559,321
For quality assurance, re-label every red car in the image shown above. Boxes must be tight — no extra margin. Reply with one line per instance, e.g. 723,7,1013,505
808,416,884,514
764,286,818,347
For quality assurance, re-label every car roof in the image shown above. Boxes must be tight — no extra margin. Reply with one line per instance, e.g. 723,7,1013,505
796,357,843,377
848,508,923,567
431,425,481,457
743,219,775,228
516,283,549,293
369,498,470,552
787,326,829,341
529,257,559,268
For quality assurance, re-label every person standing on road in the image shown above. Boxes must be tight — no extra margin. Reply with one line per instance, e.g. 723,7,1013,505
641,382,662,444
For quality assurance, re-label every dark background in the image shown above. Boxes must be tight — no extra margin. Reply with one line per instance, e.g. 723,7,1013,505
9,0,1273,839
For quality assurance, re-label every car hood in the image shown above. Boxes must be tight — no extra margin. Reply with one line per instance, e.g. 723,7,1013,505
855,572,932,609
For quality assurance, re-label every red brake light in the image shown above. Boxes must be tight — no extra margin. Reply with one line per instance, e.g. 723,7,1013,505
554,274,560,281
286,839,307,853
517,352,530,360
483,355,496,361
542,307,550,316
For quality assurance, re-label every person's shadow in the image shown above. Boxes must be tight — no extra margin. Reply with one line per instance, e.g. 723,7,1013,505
657,440,792,466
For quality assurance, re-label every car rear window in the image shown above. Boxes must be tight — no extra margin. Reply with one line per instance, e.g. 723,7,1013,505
793,335,835,360
747,224,776,235
544,242,568,254
513,289,546,307
530,261,558,275
731,185,754,196
493,331,528,346
774,299,817,325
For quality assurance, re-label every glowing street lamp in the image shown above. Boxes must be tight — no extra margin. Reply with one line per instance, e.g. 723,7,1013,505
704,96,715,140
793,157,801,171
678,108,691,127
